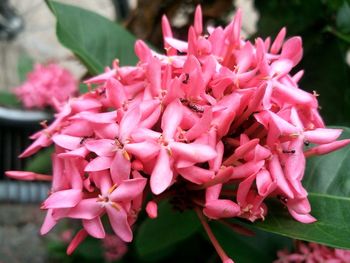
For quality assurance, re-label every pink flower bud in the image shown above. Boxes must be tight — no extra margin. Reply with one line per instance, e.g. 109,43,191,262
146,201,158,219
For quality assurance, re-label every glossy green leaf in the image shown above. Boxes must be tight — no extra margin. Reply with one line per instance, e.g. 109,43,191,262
303,127,350,195
47,0,138,75
254,127,350,249
325,26,350,44
135,201,201,259
25,147,53,174
254,195,350,249
47,236,104,263
0,90,21,108
79,83,89,94
336,1,350,33
211,221,292,263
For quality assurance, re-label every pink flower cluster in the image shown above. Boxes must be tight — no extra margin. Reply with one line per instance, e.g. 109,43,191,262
14,63,77,110
6,6,350,263
275,242,350,263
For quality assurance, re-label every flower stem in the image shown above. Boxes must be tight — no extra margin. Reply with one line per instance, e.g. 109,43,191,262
218,219,255,237
195,207,234,263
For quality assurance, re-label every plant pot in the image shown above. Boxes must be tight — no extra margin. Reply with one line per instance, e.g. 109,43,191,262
0,106,51,203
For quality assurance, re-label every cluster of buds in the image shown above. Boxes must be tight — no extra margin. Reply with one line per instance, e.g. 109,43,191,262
275,242,350,263
14,63,77,110
7,6,350,262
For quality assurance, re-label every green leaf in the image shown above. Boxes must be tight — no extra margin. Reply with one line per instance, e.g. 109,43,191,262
254,195,350,249
211,222,292,263
17,54,34,82
73,237,104,262
325,25,350,44
0,90,21,108
47,0,138,75
324,0,348,12
336,1,350,33
254,127,350,249
79,83,89,94
47,236,104,263
135,201,201,259
303,126,350,195
25,147,53,174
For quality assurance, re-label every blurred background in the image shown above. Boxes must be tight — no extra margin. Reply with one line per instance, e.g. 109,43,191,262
0,0,349,262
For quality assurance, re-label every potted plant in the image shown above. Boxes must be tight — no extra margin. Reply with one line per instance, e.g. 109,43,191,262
5,1,350,262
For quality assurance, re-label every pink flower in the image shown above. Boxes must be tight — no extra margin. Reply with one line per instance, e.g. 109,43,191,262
145,201,158,219
275,241,350,263
14,63,77,110
7,5,350,263
102,234,128,262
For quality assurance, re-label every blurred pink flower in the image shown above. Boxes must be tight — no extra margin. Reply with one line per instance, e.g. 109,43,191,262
275,242,350,263
102,234,128,262
14,63,77,110
60,229,74,243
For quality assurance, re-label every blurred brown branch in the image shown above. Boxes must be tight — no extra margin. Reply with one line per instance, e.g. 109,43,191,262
125,0,234,48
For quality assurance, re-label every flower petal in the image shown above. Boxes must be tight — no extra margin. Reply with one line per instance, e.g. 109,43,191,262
19,134,52,158
203,199,240,219
231,160,264,179
177,166,215,184
58,147,89,159
194,5,203,35
119,105,141,142
150,147,173,195
256,169,277,197
83,217,105,239
234,139,260,159
84,69,116,84
304,139,350,157
146,56,162,96
165,37,188,53
237,174,256,205
270,27,286,54
124,141,160,161
186,107,212,141
85,156,112,172
67,198,103,220
288,208,316,224
67,229,88,255
110,178,147,202
303,128,342,145
106,78,127,109
85,139,116,157
280,36,303,66
106,206,133,242
40,209,57,235
110,151,131,184
74,111,117,124
268,154,294,199
205,184,222,202
5,171,51,181
43,189,82,209
161,99,183,140
170,142,217,163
